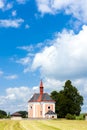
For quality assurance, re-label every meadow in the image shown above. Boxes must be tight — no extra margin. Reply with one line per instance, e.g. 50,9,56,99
0,119,87,130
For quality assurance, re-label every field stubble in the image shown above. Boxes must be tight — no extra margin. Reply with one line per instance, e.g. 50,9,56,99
0,119,87,130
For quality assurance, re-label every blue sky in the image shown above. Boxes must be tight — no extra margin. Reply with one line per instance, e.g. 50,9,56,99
0,0,87,113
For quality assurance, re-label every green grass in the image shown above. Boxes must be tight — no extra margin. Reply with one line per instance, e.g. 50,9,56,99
0,119,87,130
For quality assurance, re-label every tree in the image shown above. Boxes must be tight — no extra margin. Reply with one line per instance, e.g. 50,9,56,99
0,110,7,118
51,80,83,118
17,111,28,118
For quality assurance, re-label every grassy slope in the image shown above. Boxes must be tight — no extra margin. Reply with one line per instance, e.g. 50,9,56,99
0,119,87,130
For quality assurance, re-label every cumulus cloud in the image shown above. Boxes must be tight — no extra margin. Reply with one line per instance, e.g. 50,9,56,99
6,87,30,100
36,0,53,14
32,25,87,80
0,19,24,28
0,86,33,112
72,78,87,112
36,0,87,23
43,77,64,93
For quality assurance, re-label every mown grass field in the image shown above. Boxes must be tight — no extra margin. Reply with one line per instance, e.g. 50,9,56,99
0,119,87,130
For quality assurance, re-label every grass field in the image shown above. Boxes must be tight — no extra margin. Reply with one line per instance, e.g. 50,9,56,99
0,119,87,130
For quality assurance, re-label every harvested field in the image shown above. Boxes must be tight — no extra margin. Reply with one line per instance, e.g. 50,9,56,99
0,119,87,130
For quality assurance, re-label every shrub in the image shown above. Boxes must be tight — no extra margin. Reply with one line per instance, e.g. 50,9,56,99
65,113,75,120
76,114,85,120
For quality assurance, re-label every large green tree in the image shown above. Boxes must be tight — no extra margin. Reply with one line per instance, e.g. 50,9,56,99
51,80,83,118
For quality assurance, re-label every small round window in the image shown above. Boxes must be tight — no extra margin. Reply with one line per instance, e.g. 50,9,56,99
48,106,50,109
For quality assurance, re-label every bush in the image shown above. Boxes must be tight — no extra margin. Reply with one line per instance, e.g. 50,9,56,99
76,114,85,120
17,111,28,118
65,113,75,120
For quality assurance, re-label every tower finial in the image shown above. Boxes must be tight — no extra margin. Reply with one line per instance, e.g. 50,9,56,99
40,80,43,87
40,80,44,95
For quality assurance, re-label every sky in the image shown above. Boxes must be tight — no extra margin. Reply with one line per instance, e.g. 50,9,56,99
0,0,87,114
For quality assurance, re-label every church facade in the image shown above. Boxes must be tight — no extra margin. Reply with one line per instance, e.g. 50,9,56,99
28,81,57,118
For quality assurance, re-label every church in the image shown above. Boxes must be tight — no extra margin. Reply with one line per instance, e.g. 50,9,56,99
28,81,57,118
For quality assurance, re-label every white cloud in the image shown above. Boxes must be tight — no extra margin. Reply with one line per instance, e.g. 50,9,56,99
33,86,38,91
32,25,87,80
16,57,30,65
0,19,24,28
16,57,31,73
0,1,13,11
5,74,18,80
0,86,33,113
43,77,64,93
17,43,45,53
36,0,53,14
6,94,16,100
17,45,33,52
36,0,87,23
73,78,87,96
73,78,87,112
12,10,17,17
6,87,31,100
